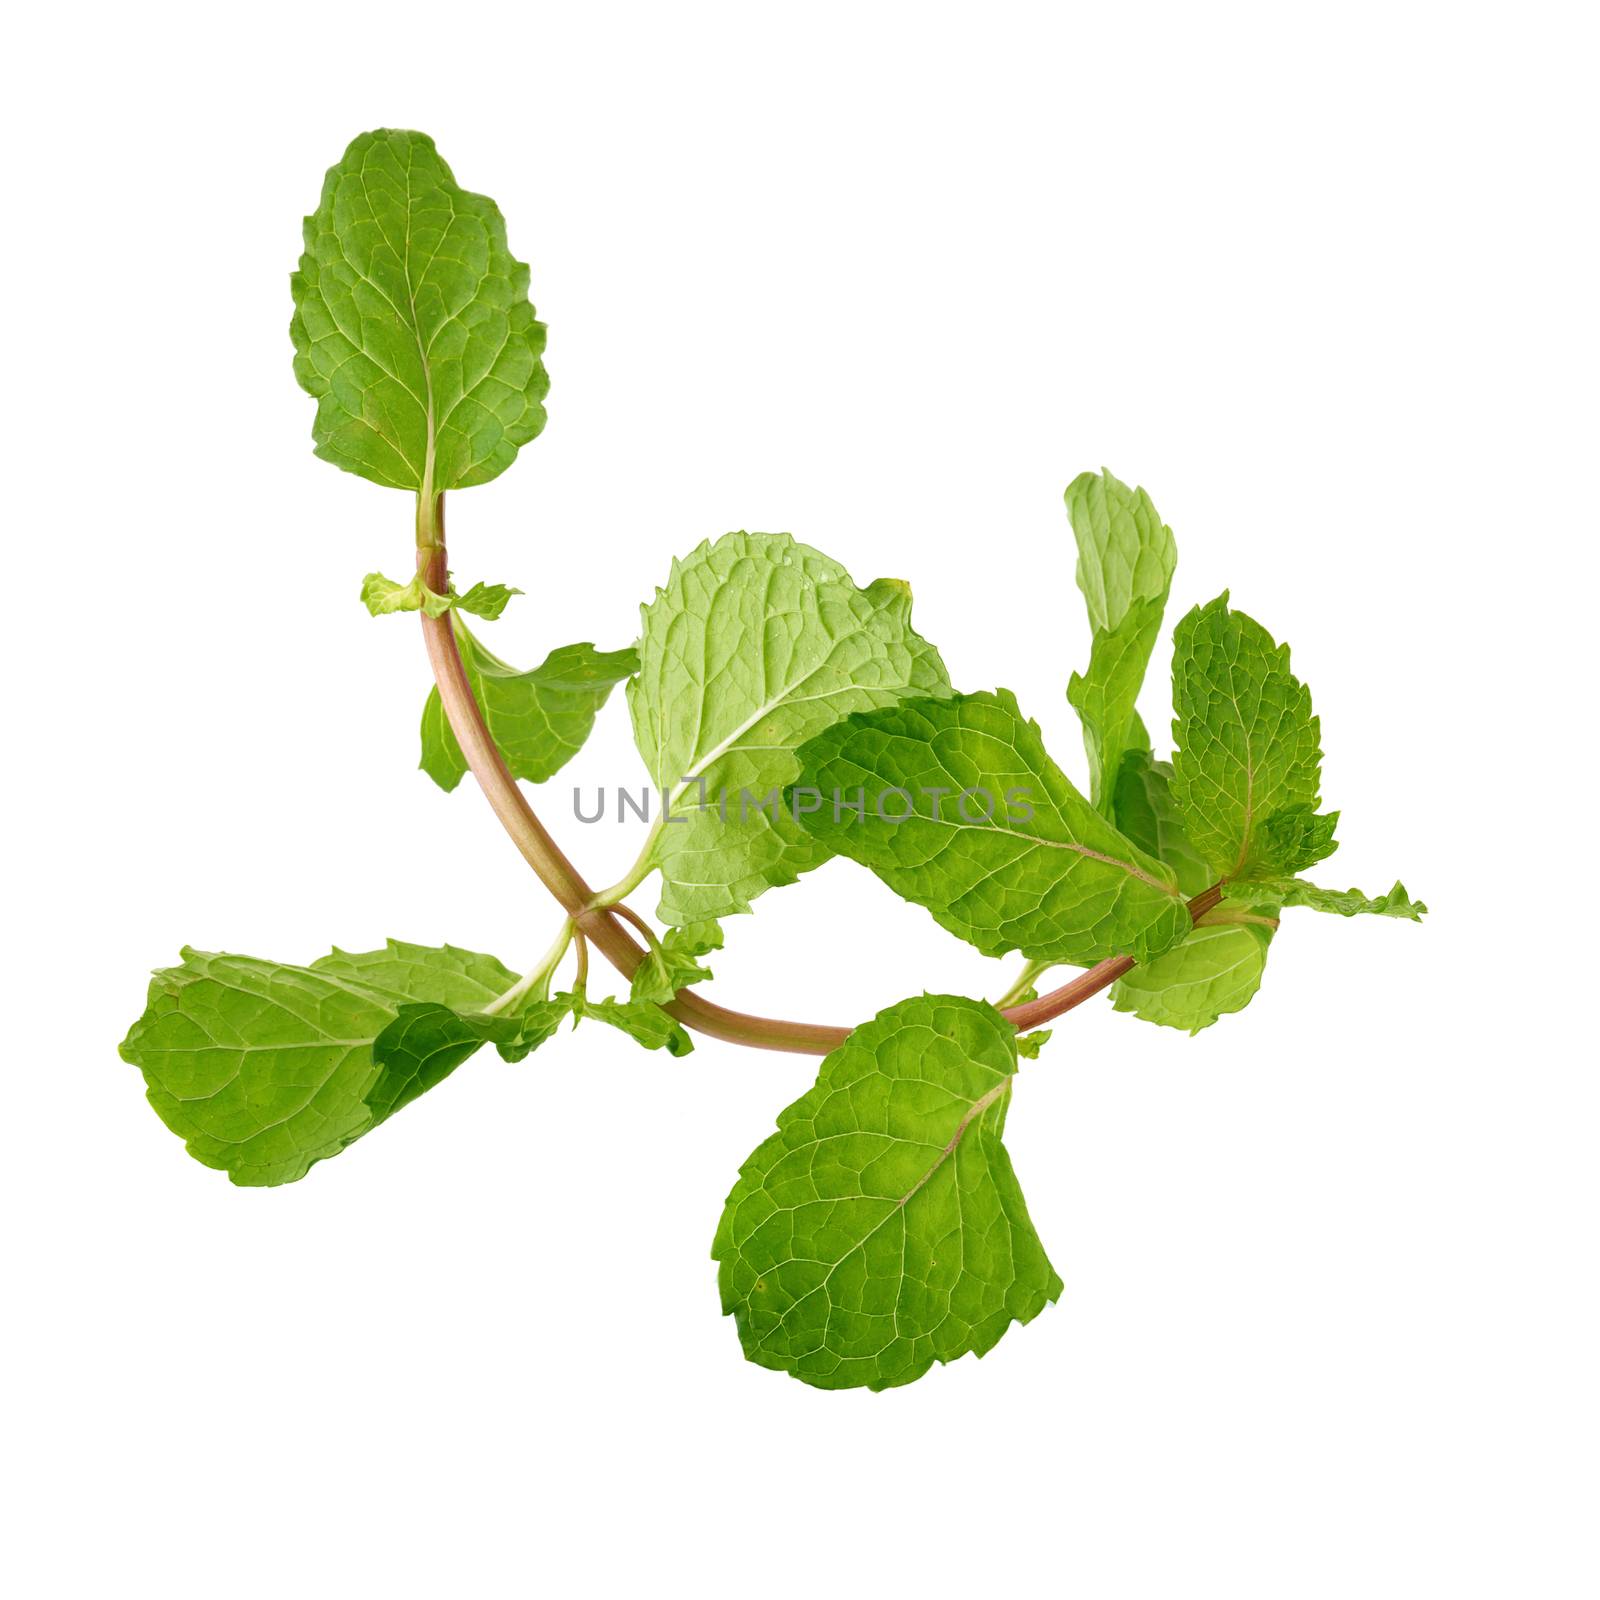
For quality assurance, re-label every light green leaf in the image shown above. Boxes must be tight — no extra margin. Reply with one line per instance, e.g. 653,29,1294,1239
361,571,456,618
389,991,577,1068
421,623,638,792
1227,878,1427,920
1108,750,1276,1030
451,581,521,620
1070,597,1166,814
577,993,694,1056
1259,805,1342,873
1066,468,1178,635
315,940,558,1067
1170,593,1337,879
460,981,693,1061
1064,470,1177,812
1015,1028,1052,1058
291,129,549,492
628,532,950,923
360,571,520,620
1111,749,1213,897
310,938,520,1008
119,942,521,1186
794,689,1191,965
713,994,1061,1390
365,1004,522,1113
485,999,573,1061
630,921,723,1007
1112,920,1275,1034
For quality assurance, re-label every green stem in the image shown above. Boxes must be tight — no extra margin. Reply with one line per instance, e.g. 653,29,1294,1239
609,901,663,953
586,819,663,911
995,957,1054,1011
483,918,574,1015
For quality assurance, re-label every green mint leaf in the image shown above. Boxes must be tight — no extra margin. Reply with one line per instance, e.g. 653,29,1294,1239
1069,597,1166,813
290,130,548,492
1111,920,1276,1034
1111,749,1213,897
1227,878,1427,920
794,690,1191,965
712,994,1061,1390
1259,805,1342,872
1110,752,1277,1030
375,995,565,1069
1066,468,1179,635
405,983,692,1064
489,1000,573,1061
629,920,723,1007
575,993,694,1056
119,942,520,1186
450,581,521,620
1015,1028,1052,1058
366,1004,520,1117
315,939,536,1078
667,920,724,959
496,983,693,1057
361,571,456,618
1170,593,1337,879
628,532,949,923
361,572,521,621
1064,470,1177,812
310,938,520,1008
421,623,638,792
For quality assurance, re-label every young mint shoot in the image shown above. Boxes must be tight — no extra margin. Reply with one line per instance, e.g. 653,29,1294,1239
118,129,1426,1392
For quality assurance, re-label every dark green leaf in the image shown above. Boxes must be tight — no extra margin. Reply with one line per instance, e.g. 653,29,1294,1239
421,623,638,792
794,689,1190,965
1169,593,1337,879
713,995,1060,1390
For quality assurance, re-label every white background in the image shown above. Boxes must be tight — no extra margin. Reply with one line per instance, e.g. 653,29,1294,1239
6,3,1596,1595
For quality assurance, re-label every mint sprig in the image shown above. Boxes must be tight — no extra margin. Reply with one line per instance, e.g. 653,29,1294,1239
116,130,1426,1392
